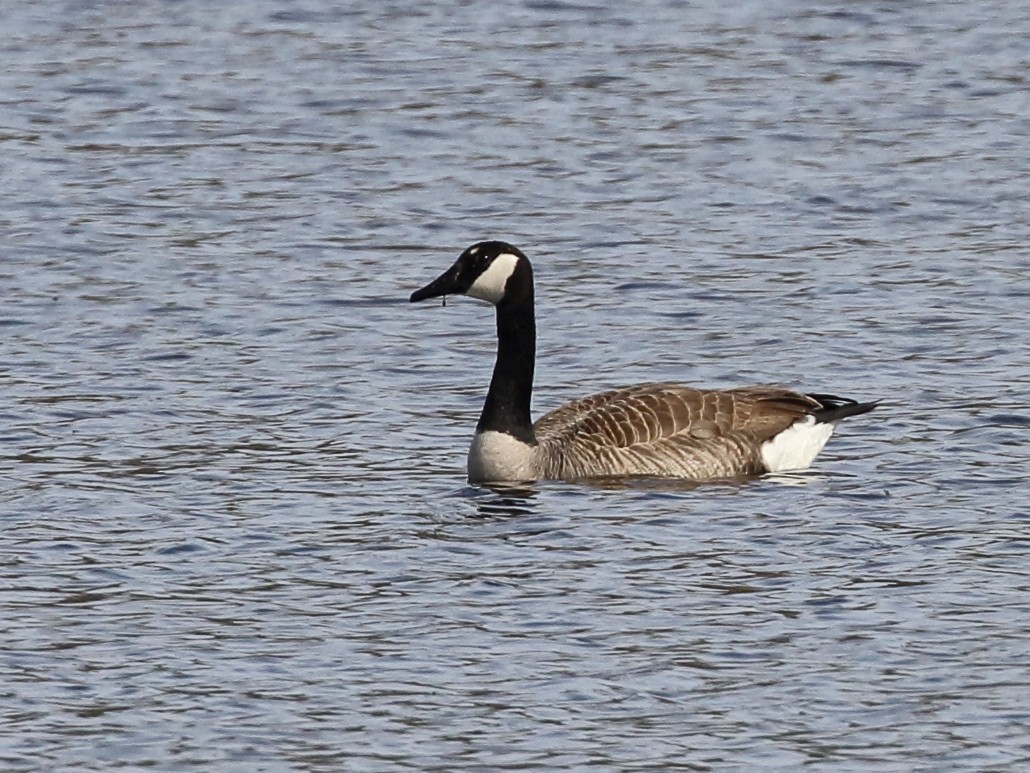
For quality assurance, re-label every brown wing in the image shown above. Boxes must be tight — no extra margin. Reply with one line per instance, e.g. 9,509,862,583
533,383,820,479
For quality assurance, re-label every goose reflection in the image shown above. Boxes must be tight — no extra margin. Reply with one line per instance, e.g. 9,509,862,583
462,482,539,518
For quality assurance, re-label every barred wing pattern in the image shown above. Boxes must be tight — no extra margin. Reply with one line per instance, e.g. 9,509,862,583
533,383,821,479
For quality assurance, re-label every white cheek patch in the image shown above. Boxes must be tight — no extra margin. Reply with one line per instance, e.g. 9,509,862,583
467,253,520,305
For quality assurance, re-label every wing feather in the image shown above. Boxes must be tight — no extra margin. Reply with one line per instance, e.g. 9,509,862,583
533,383,821,479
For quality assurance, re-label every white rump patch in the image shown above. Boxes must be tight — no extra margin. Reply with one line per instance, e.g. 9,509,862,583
760,416,835,473
467,430,538,482
467,252,520,305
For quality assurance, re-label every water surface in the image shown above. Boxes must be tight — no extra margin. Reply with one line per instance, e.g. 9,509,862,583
2,1,1029,770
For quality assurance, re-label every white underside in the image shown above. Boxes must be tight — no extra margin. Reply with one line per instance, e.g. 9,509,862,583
759,416,835,473
467,430,538,482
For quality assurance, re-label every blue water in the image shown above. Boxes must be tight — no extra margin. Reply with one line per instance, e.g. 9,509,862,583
2,1,1028,770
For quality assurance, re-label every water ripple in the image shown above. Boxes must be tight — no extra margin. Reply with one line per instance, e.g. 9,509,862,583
2,0,1029,770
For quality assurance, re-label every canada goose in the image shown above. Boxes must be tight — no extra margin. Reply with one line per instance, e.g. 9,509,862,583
410,241,877,483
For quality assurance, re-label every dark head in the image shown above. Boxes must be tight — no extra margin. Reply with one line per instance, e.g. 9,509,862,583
410,241,533,307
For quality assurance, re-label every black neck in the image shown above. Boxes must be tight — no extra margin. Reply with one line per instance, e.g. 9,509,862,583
476,286,536,444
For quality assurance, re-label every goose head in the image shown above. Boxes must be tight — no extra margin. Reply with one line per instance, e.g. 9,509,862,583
410,241,532,307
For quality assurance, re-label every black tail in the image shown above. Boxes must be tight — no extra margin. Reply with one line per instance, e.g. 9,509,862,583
807,393,879,424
